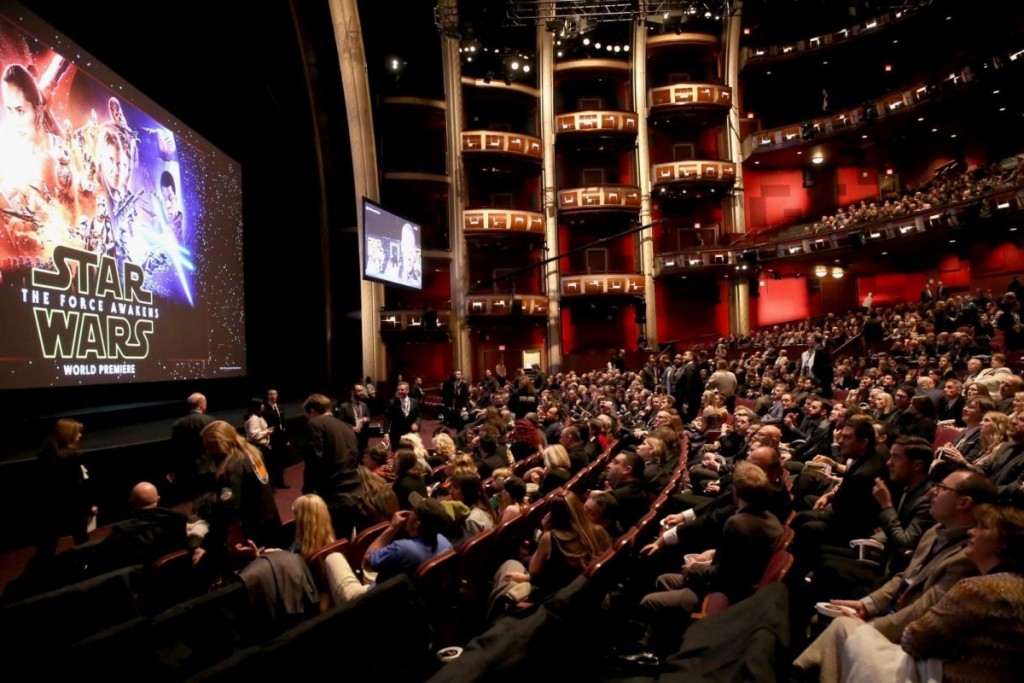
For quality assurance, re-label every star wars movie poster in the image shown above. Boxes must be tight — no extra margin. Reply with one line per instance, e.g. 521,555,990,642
0,4,245,389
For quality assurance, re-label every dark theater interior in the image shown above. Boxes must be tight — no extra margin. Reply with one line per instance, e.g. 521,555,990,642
2,0,1024,680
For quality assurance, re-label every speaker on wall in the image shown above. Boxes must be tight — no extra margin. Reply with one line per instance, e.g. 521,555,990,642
634,298,647,324
748,278,760,299
424,311,438,329
511,299,524,316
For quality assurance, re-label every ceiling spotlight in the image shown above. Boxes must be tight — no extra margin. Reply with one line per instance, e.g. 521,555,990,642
522,64,530,73
594,42,602,49
510,61,520,70
614,45,621,52
623,45,629,52
582,37,590,46
811,155,824,165
607,44,613,51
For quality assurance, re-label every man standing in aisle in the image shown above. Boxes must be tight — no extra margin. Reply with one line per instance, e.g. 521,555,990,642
385,381,420,451
302,393,362,538
264,388,289,488
169,392,215,501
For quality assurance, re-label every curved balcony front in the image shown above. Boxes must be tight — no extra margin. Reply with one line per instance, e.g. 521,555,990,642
558,185,641,214
556,110,638,152
380,96,447,113
649,83,732,120
561,273,645,298
647,33,719,51
380,309,451,332
556,110,638,134
466,293,549,317
652,160,736,187
461,130,543,176
464,208,545,235
554,58,631,79
461,76,539,104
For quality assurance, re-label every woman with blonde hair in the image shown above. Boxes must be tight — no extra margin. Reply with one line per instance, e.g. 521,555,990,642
356,465,399,529
398,432,431,471
525,444,572,500
430,431,457,468
973,411,1011,468
201,420,281,550
291,494,335,562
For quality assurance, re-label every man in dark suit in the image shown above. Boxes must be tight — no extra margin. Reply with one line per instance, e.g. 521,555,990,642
559,425,590,474
605,450,651,531
789,415,887,579
96,481,188,572
637,461,783,657
263,388,289,488
674,351,703,423
811,436,936,602
337,383,371,456
785,397,832,463
169,392,215,501
441,370,470,428
385,381,421,451
800,334,834,399
937,379,966,426
302,393,362,538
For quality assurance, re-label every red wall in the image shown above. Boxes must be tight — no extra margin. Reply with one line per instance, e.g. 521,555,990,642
389,340,452,387
836,166,879,207
751,277,810,327
655,278,729,344
743,168,812,231
560,304,639,354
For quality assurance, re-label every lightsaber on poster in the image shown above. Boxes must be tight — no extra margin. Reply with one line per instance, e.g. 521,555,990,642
0,1,245,389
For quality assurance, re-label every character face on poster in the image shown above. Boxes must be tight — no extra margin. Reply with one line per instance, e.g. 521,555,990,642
0,6,245,389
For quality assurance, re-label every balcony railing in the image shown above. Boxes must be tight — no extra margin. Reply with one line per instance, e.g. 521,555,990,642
558,185,641,212
652,160,736,186
655,183,1024,275
465,294,549,316
464,208,545,234
461,131,543,160
561,273,645,297
555,110,638,134
650,83,732,111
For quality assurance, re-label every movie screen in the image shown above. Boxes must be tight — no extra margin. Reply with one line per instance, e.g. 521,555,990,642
0,2,245,390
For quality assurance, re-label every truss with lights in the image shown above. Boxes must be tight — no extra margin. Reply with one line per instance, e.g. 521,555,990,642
436,1,735,35
506,1,734,25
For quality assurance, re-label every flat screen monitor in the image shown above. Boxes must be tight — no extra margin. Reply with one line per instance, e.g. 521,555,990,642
0,1,246,390
362,197,422,290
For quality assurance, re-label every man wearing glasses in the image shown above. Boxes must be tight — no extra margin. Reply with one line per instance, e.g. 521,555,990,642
794,469,997,679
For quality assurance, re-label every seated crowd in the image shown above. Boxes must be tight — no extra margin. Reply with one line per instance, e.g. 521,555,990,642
9,286,1024,681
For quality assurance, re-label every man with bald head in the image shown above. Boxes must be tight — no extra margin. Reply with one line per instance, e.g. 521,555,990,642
169,392,216,500
98,482,189,571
